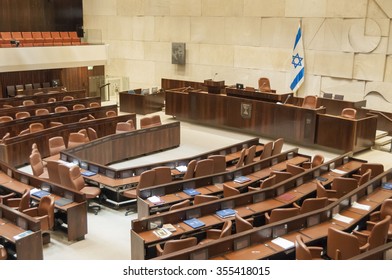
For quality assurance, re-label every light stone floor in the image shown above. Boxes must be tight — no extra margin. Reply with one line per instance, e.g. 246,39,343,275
20,104,392,260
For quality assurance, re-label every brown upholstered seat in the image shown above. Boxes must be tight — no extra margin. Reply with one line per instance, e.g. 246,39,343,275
15,111,31,119
303,154,324,169
295,235,323,260
106,110,117,117
368,199,392,240
258,77,271,92
23,195,55,231
302,95,318,109
115,122,134,134
29,122,44,133
193,194,219,205
89,102,100,108
248,174,277,191
1,132,10,143
327,227,364,260
29,152,48,178
235,214,253,233
293,197,328,214
72,104,85,110
286,163,305,176
87,127,98,141
0,245,7,260
152,166,172,185
35,108,50,116
272,138,284,156
341,108,357,119
48,136,66,156
270,170,292,183
0,116,13,123
358,163,384,179
67,132,86,148
62,95,74,101
194,159,214,178
4,189,31,212
259,141,273,160
46,160,61,185
265,207,300,224
223,184,240,198
156,237,197,257
182,160,197,180
331,177,358,197
169,199,191,211
199,220,232,245
245,145,256,165
22,100,35,106
55,106,68,113
208,155,227,173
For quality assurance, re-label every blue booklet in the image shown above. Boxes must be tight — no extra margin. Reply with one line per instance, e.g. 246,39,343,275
234,176,251,183
382,182,392,190
183,188,201,196
184,218,205,229
31,190,50,198
81,170,97,177
216,208,236,218
55,198,74,207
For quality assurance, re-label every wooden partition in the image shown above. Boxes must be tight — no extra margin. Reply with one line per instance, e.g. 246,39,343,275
119,90,165,115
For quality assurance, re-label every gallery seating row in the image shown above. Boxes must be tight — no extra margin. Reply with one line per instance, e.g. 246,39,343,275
0,31,82,48
130,153,366,259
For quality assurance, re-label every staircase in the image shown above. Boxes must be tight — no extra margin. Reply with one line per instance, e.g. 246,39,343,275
373,130,392,152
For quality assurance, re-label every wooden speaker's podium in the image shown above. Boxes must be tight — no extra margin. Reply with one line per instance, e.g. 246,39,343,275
203,79,225,94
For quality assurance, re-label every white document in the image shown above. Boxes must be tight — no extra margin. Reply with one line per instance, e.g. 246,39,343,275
351,202,371,211
271,237,295,249
331,169,346,175
333,213,354,224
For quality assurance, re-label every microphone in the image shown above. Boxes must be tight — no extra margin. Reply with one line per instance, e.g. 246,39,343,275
283,94,292,104
212,73,218,81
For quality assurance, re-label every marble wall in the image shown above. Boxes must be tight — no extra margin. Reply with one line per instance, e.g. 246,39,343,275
83,0,392,112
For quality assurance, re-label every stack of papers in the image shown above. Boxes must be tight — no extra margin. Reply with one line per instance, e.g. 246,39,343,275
147,196,164,205
216,208,236,218
271,237,294,249
333,213,354,224
176,165,187,173
162,224,177,232
331,169,346,175
30,189,50,198
184,218,205,229
351,202,371,211
153,228,172,239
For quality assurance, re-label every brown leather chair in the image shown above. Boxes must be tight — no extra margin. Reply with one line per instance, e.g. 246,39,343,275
353,169,372,186
194,159,214,178
126,119,135,129
208,155,227,173
302,95,318,109
153,166,172,185
106,110,117,117
327,227,365,260
151,115,162,126
89,102,100,108
235,214,253,233
270,170,292,183
193,194,219,205
293,197,328,214
286,163,305,176
62,95,74,101
22,100,35,106
35,108,50,116
259,141,273,160
295,235,323,260
116,122,134,134
73,104,85,110
78,129,90,142
341,108,357,119
331,177,358,197
316,181,338,202
67,132,87,148
48,136,66,156
245,145,256,165
4,189,31,212
55,106,68,113
199,220,232,245
358,163,384,179
0,245,7,260
368,199,392,240
46,160,61,185
2,104,13,109
258,77,271,92
29,152,48,178
352,215,391,251
265,207,300,224
58,164,75,188
272,138,284,156
223,184,240,198
140,116,152,128
87,127,98,141
0,116,13,123
15,111,31,119
47,97,56,103
69,165,101,215
227,148,246,170
169,199,191,211
29,122,44,133
303,154,324,169
182,160,197,180
156,237,197,257
23,195,55,232
79,117,88,122
249,174,277,191
1,132,10,144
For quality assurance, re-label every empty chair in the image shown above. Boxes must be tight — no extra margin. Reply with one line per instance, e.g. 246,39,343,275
55,106,68,113
327,227,365,260
233,148,246,169
126,119,135,129
248,174,277,191
69,31,81,44
23,100,35,106
286,163,305,176
69,165,102,215
15,111,31,119
60,32,72,44
152,166,172,185
272,138,284,156
207,155,227,173
47,97,56,103
193,194,219,205
87,127,98,141
199,220,232,245
182,160,197,180
73,104,85,110
156,237,197,257
67,132,87,148
270,170,292,183
46,160,61,184
106,110,117,117
194,159,214,178
353,169,372,186
259,141,273,160
223,184,240,198
331,177,358,197
368,199,392,240
15,85,24,92
89,102,100,108
258,77,271,92
265,207,300,224
341,108,357,119
24,83,33,90
295,235,323,260
0,132,10,144
3,104,13,108
4,189,31,212
235,214,253,233
29,152,48,178
151,115,162,126
0,116,13,123
245,145,256,165
88,114,96,120
19,128,30,135
21,32,34,44
116,122,134,134
23,195,55,232
33,83,42,89
79,117,88,122
62,95,74,101
29,123,44,133
78,129,90,142
316,181,338,201
169,199,191,211
35,108,50,116
0,192,16,204
6,86,15,97
302,95,318,109
293,197,328,214
48,136,66,156
303,154,324,169
140,116,152,128
352,215,391,251
50,32,62,45
357,163,384,179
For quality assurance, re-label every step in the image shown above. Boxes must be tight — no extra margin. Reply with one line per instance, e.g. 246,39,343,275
376,130,389,140
374,136,392,146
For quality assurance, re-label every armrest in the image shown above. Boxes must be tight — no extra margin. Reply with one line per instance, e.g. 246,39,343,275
0,192,16,204
292,202,301,209
4,198,21,208
308,246,323,258
366,221,376,231
302,162,311,169
359,243,370,252
369,211,381,222
325,189,337,198
352,230,369,246
22,207,39,217
205,229,222,240
264,212,271,224
155,243,164,256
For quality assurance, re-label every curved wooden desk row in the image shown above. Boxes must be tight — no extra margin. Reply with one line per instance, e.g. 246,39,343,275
0,113,136,167
350,241,392,260
0,100,109,137
0,204,43,260
0,96,100,119
153,168,392,260
0,89,86,108
0,160,87,243
136,148,309,219
130,153,364,259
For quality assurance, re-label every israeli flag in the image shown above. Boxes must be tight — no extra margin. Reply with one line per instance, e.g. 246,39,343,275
290,24,305,93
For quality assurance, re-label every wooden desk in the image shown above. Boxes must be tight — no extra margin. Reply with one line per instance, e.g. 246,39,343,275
226,87,291,103
119,90,165,115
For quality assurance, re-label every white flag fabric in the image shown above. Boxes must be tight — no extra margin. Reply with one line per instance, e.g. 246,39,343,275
290,24,305,93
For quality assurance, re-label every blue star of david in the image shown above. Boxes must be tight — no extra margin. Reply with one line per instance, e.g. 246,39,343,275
292,53,303,68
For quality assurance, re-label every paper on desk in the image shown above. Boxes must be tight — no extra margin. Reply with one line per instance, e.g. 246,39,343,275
351,202,371,211
330,169,346,175
271,237,295,250
333,213,354,224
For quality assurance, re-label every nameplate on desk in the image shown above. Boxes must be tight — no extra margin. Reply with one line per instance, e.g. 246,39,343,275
153,227,172,239
184,218,205,229
13,230,33,240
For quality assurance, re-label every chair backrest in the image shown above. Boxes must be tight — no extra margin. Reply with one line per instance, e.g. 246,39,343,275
47,97,56,103
327,227,360,260
58,164,74,188
35,108,49,116
106,110,117,117
159,237,197,256
312,154,324,167
23,100,35,106
182,160,197,180
55,106,68,113
136,169,156,196
235,214,253,233
87,127,98,141
235,148,246,168
62,95,74,101
295,235,315,260
193,194,219,205
260,174,276,189
73,104,85,110
29,152,44,176
266,207,300,223
286,163,305,176
270,170,292,183
258,77,271,92
46,160,61,185
207,155,226,173
89,102,100,108
37,195,55,230
299,197,328,214
360,163,384,179
69,165,86,192
331,177,358,197
169,199,191,211
1,132,10,143
140,116,152,128
302,95,318,109
50,121,63,127
0,116,13,123
357,169,372,186
316,181,328,198
152,166,172,185
341,108,357,119
245,145,256,165
379,199,392,220
126,119,135,129
78,129,90,142
116,122,134,134
272,138,284,156
194,159,214,178
219,220,233,238
15,111,31,119
223,184,240,198
367,215,391,250
29,122,44,133
151,115,162,126
260,141,273,160
48,136,66,156
67,132,86,148
18,189,31,212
